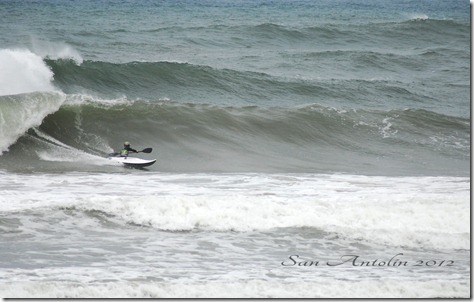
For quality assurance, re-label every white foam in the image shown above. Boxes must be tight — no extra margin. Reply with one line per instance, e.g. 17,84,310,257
1,173,469,250
0,279,469,298
380,116,398,138
64,93,133,108
32,128,112,164
408,14,429,21
0,48,56,96
76,189,469,249
35,146,110,165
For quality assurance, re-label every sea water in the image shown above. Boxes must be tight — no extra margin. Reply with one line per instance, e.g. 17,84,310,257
0,0,470,298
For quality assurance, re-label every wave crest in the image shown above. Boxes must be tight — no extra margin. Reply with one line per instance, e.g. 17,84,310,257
0,49,56,96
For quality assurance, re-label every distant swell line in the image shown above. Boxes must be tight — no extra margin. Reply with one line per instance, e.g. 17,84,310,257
139,18,467,38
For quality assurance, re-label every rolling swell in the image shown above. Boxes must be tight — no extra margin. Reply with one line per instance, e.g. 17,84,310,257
46,54,467,115
303,19,468,44
47,59,282,102
2,97,468,175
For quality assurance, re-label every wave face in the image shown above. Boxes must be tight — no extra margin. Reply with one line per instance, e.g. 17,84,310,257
0,96,468,175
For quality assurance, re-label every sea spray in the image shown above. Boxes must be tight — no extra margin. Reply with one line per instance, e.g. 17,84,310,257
30,39,84,65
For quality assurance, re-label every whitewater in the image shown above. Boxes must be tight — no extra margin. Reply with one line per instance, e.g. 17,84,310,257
0,172,470,298
0,0,470,298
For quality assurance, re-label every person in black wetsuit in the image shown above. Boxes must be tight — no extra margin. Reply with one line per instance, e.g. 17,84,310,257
120,141,138,157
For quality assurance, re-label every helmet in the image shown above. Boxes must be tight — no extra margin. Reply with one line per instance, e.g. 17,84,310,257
124,141,130,147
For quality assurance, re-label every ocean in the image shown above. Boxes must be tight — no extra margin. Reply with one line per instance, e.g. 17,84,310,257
0,0,470,298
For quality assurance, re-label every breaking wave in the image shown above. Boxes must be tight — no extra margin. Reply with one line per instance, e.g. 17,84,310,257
0,95,469,175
